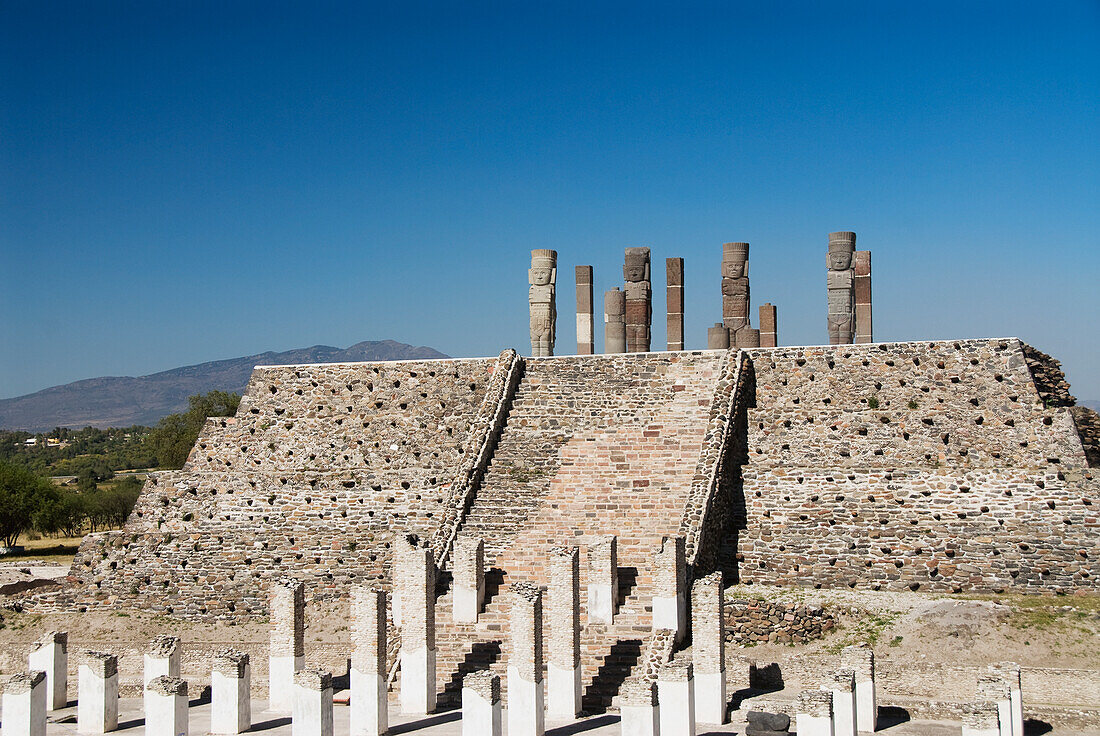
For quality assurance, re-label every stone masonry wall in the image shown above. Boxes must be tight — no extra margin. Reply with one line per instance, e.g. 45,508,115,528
723,595,836,646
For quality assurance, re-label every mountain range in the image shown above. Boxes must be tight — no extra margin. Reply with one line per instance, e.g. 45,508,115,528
0,341,449,432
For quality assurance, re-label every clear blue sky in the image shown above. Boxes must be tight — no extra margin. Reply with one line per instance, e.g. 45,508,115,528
2,1,1098,400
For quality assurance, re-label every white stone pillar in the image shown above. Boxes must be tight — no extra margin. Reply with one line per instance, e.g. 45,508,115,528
351,587,387,736
399,545,436,715
992,663,1023,736
840,644,876,733
27,631,67,711
144,676,188,736
796,689,834,736
268,578,305,713
292,670,333,736
619,679,659,736
548,547,582,720
508,582,545,736
2,671,47,736
653,536,687,642
144,636,181,688
461,671,501,736
657,661,696,736
690,573,726,725
977,675,1012,736
391,533,419,629
211,649,251,736
587,535,617,625
829,669,857,736
77,651,119,734
962,702,1002,736
452,536,485,624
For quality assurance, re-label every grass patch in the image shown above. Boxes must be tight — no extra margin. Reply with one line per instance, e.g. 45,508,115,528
825,609,901,653
953,591,1100,633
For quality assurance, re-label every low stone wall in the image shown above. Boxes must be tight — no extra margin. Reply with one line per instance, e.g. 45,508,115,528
723,596,836,646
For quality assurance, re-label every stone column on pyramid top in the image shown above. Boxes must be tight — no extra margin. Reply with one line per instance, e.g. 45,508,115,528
666,257,684,351
604,288,626,354
529,249,557,357
623,247,652,352
827,231,856,345
575,265,594,355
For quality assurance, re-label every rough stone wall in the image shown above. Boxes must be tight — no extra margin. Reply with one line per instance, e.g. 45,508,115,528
54,358,500,618
1070,406,1100,468
723,597,836,646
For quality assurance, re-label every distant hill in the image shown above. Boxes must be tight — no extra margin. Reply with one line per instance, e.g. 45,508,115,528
0,341,449,431
1083,400,1100,413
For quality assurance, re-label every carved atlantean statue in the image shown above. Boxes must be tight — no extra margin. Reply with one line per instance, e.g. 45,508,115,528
827,232,856,345
529,249,557,356
623,247,652,352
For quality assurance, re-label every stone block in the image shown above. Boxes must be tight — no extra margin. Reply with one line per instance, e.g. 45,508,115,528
691,572,725,724
990,663,1023,736
27,631,66,711
548,547,581,719
796,689,833,736
292,669,333,736
508,582,544,736
78,650,118,734
268,578,305,713
351,587,387,736
211,649,251,735
653,536,687,641
452,536,485,624
144,676,188,736
829,668,857,736
657,660,695,736
399,546,436,715
588,535,618,624
840,645,875,733
707,324,730,350
962,702,1001,736
619,679,659,736
144,636,181,688
3,671,46,736
462,671,501,736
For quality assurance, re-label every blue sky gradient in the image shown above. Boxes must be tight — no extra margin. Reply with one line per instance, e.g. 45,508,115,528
2,1,1098,400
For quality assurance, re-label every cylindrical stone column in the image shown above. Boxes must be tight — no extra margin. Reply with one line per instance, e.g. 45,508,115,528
351,587,387,736
619,679,659,736
690,573,725,725
507,582,544,736
268,578,305,713
211,649,251,736
452,536,485,624
977,675,1011,736
2,671,47,736
840,644,876,733
144,676,188,736
78,651,119,734
144,636,181,688
706,324,730,350
399,546,436,715
548,547,581,719
27,631,67,711
462,672,501,736
734,328,760,348
292,670,333,736
576,266,594,355
991,663,1023,736
796,689,834,736
604,289,626,354
758,303,778,348
962,702,1002,736
666,257,684,351
853,249,872,344
653,536,686,642
657,661,695,736
587,536,618,625
829,669,857,736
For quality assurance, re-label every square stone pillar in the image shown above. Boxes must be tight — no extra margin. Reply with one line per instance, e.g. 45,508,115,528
462,671,501,736
144,636,181,688
576,266,594,355
351,587,387,736
666,258,684,351
690,572,726,724
548,547,581,719
829,669,857,736
144,676,188,736
292,670,333,736
977,676,1011,736
508,582,544,736
962,702,1002,736
758,303,778,348
3,671,47,736
840,644,876,733
796,689,834,736
211,649,251,736
27,630,67,711
268,578,305,713
587,535,618,625
399,546,436,715
452,536,485,624
653,536,687,642
619,679,659,736
991,663,1023,736
707,324,730,350
78,651,119,734
853,250,872,344
657,661,695,736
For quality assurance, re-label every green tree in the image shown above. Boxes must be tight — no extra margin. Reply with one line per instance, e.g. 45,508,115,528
146,391,241,469
0,460,58,548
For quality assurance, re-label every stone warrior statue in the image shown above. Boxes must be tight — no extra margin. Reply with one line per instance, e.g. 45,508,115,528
827,231,856,345
623,247,651,352
529,249,557,356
